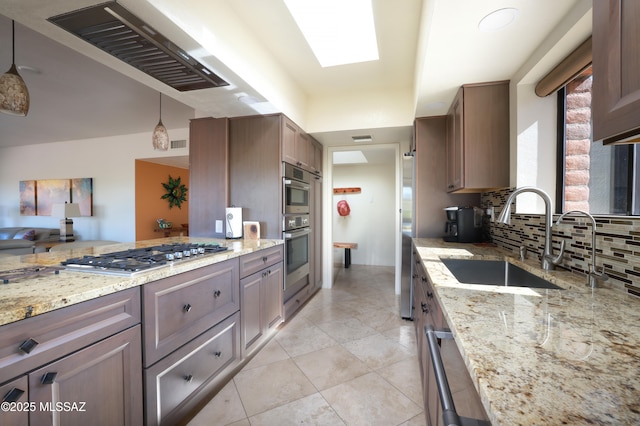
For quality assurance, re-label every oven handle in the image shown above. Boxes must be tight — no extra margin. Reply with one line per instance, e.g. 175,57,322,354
284,179,310,191
284,228,311,239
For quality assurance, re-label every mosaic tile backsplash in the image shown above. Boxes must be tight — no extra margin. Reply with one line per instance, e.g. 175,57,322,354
482,188,640,297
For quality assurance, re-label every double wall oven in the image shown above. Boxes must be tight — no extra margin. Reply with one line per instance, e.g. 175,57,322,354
283,163,311,300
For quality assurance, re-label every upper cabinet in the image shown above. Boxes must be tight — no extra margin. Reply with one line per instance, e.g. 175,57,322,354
445,81,510,193
592,0,640,144
282,116,322,174
189,117,229,238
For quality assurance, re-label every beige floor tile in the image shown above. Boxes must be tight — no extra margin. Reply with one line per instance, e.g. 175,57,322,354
233,358,317,417
399,412,428,426
315,317,379,343
382,323,418,350
376,357,424,406
321,372,422,426
293,345,370,390
342,333,415,370
186,380,246,426
243,338,290,370
248,393,346,426
275,323,338,358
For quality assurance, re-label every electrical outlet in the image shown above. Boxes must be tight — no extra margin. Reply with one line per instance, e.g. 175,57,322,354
215,220,223,233
486,207,494,222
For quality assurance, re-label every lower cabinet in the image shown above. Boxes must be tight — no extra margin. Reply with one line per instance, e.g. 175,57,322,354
29,325,143,426
240,246,284,356
144,313,240,425
0,288,143,426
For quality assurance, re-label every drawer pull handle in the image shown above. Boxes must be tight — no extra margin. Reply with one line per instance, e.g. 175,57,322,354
213,290,222,298
18,338,39,354
183,304,192,313
214,351,222,358
421,302,428,313
184,374,193,383
41,372,58,385
427,291,434,299
262,256,268,262
3,388,25,403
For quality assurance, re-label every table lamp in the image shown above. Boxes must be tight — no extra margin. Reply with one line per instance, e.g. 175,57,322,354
52,203,81,242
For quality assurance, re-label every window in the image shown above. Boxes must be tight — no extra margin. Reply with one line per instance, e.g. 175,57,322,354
558,65,640,215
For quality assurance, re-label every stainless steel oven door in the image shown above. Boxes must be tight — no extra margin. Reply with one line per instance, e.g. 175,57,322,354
283,178,310,214
283,227,310,299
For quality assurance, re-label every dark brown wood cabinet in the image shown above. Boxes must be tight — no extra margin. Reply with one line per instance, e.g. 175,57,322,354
0,376,28,426
282,116,312,170
144,313,240,426
414,116,480,238
0,288,143,426
229,114,283,239
310,173,323,291
29,325,143,426
593,0,640,144
189,117,229,238
240,246,284,356
142,260,240,366
445,81,510,193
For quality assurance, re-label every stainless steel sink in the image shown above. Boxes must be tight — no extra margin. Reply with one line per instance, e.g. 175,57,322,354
441,259,563,289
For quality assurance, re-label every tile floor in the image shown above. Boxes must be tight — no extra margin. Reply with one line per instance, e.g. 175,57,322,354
187,265,426,426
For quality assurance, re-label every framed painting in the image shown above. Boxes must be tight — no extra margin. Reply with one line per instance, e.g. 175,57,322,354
71,178,93,216
19,180,36,216
36,179,71,216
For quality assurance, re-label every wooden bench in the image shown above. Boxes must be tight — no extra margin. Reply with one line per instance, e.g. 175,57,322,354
333,242,357,268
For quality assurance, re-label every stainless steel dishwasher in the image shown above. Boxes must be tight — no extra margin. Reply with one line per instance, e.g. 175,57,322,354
425,324,491,426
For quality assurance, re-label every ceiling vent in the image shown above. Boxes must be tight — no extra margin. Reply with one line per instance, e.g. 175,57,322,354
48,2,228,91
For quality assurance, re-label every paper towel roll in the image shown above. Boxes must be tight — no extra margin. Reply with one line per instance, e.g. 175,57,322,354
225,207,243,238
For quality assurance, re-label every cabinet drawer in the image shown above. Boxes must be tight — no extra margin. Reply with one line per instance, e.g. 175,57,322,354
239,246,283,278
143,259,239,366
0,375,28,426
144,312,240,426
0,288,140,385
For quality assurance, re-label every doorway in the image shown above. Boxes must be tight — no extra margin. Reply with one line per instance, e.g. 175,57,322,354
324,144,401,293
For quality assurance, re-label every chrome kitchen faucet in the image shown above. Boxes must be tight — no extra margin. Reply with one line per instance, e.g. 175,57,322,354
497,187,564,271
555,210,609,288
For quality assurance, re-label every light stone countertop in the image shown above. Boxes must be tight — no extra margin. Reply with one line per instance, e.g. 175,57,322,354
414,238,640,426
0,237,283,327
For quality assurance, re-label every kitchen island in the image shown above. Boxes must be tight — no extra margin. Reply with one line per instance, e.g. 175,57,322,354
0,237,284,426
0,237,282,326
414,238,640,425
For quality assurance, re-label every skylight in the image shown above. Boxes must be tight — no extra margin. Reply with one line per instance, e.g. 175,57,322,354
333,151,368,164
283,0,379,68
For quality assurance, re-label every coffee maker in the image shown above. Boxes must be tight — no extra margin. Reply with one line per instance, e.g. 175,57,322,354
444,207,482,243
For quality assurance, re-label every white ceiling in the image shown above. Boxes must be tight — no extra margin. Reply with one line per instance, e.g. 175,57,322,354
0,0,590,163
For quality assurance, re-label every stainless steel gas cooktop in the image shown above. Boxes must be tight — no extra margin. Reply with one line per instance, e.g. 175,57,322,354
61,243,228,277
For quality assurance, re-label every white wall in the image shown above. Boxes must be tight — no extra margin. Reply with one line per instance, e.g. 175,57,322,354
332,159,396,267
0,128,189,242
508,2,592,214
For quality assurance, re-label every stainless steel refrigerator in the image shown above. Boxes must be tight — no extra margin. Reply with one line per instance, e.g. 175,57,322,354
400,151,415,320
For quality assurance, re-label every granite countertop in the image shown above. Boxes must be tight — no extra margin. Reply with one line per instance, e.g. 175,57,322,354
0,237,283,327
414,238,640,426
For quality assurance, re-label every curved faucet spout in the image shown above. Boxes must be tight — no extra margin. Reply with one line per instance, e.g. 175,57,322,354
498,187,564,270
555,210,609,288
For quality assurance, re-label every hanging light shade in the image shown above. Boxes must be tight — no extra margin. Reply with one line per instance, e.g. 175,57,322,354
0,20,30,116
152,92,169,150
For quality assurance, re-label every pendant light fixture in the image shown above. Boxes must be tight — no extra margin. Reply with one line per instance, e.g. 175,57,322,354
0,20,30,116
152,92,169,150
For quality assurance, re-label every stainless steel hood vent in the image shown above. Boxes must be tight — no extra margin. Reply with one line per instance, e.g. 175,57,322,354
48,2,228,91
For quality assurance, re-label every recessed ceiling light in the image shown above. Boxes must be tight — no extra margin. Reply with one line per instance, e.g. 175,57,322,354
478,8,519,32
283,0,379,67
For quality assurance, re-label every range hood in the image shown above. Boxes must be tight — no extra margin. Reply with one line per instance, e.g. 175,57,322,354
48,2,228,91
